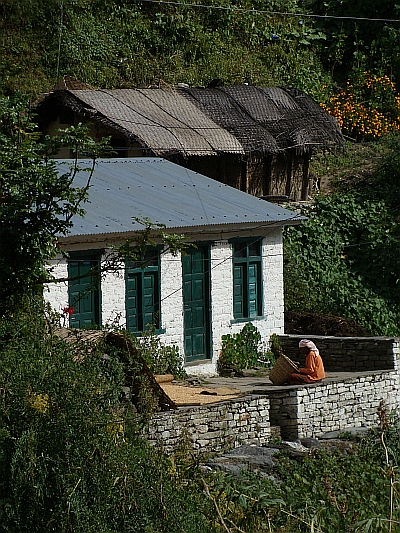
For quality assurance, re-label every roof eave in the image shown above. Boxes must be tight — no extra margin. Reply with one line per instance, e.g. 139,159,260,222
57,217,305,248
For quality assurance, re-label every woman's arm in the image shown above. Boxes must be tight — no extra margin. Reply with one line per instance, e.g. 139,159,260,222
299,351,316,375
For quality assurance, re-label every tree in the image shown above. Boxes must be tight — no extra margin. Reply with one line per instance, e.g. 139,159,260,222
0,93,110,311
0,94,188,314
301,0,400,85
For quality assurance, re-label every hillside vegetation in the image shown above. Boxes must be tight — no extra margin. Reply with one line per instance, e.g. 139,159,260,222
285,138,400,335
1,0,400,103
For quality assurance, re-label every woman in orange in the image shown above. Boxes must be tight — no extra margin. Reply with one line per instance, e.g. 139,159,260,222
288,339,325,384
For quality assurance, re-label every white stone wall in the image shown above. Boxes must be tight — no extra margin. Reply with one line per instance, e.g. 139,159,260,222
44,258,70,324
101,260,125,328
158,246,185,349
296,372,400,439
147,396,272,454
262,227,285,334
269,371,400,440
209,240,234,369
145,370,400,453
44,230,285,375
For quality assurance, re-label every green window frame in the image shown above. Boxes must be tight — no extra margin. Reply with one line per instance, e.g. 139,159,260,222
232,240,262,319
125,249,160,333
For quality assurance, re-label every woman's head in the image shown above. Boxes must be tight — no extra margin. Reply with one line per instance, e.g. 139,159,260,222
299,339,319,355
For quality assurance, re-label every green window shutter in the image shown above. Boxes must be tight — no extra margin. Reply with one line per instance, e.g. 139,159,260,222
232,240,262,319
126,272,139,332
248,262,260,317
125,249,160,333
68,254,101,329
233,264,245,318
143,271,158,330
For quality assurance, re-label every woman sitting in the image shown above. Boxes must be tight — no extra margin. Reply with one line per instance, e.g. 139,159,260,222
288,339,325,385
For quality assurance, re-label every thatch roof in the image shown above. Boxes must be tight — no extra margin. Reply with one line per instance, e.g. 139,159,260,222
36,84,344,158
183,85,343,152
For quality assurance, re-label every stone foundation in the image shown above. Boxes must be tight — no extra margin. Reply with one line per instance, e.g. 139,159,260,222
145,336,400,453
146,396,271,454
278,335,400,372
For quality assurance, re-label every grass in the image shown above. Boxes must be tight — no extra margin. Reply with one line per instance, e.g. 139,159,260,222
310,139,391,194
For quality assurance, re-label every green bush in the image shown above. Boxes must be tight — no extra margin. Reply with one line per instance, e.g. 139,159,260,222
0,298,212,533
132,326,187,379
217,323,275,375
283,149,400,336
203,403,400,532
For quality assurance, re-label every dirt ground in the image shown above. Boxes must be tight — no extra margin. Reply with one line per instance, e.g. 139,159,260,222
285,311,368,337
159,382,243,406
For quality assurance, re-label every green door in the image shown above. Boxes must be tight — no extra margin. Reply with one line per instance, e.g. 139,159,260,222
68,254,101,328
182,246,211,362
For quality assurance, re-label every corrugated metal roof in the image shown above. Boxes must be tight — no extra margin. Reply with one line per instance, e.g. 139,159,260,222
57,158,304,237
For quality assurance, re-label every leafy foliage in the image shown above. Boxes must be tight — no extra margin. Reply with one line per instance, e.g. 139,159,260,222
321,72,400,140
303,0,400,86
131,326,187,379
0,0,329,100
204,469,285,532
201,403,400,532
0,299,213,533
284,137,400,335
217,323,275,375
2,0,400,115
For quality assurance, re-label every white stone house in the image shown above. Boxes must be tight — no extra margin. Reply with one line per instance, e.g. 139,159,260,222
45,158,303,376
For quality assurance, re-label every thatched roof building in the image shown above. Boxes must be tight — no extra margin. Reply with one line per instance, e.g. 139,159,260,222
36,80,344,200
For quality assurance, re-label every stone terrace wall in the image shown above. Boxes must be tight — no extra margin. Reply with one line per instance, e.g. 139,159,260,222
145,337,400,453
269,371,400,440
278,335,400,372
146,396,271,454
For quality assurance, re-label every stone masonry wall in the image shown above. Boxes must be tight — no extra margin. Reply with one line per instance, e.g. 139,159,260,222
146,370,400,452
278,335,400,372
269,371,400,440
146,396,271,454
145,337,400,451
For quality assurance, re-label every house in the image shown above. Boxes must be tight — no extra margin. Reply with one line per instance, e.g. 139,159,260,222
36,79,344,201
44,157,304,376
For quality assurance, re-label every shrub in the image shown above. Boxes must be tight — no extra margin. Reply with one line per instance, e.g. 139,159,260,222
217,323,275,375
0,298,212,533
283,185,400,336
132,326,187,379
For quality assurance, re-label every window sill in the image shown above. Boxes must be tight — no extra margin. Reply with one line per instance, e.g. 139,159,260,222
131,328,166,337
230,316,267,325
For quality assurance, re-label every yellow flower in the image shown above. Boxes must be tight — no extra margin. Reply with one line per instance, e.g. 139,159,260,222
106,422,124,440
29,393,49,414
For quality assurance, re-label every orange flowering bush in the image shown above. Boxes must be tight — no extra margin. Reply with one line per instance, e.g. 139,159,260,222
321,72,400,140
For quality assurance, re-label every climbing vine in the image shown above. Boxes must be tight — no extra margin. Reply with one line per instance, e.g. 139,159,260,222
284,138,400,335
